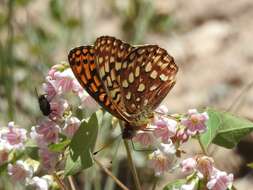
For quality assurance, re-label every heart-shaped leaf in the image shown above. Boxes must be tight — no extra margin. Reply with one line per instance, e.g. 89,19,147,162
64,113,98,176
200,108,253,150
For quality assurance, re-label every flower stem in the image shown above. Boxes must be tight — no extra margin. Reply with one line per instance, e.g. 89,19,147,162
53,172,68,190
123,139,142,190
118,121,142,190
94,157,129,190
68,176,76,190
197,134,208,155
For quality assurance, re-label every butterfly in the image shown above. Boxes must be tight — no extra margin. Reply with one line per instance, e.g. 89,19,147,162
68,36,178,139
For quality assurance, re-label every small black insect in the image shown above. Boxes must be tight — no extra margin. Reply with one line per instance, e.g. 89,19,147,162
35,88,51,116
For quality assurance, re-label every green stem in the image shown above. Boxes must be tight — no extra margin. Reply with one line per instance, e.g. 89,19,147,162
53,172,68,190
5,0,15,120
119,121,142,190
197,134,208,155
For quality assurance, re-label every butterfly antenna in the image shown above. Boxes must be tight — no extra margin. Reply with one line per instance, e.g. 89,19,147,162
154,110,178,120
93,133,122,155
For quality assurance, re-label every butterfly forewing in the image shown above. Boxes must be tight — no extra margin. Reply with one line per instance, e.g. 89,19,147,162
119,45,178,117
94,36,135,114
68,46,123,119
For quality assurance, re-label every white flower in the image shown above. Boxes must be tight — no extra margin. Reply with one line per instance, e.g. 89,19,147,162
132,130,157,147
158,140,176,156
148,147,175,176
63,116,81,138
207,169,233,190
29,176,51,190
8,160,33,183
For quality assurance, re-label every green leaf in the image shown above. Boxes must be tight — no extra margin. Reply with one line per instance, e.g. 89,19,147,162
0,163,8,174
16,0,32,6
163,179,187,190
25,140,39,160
200,108,253,150
49,0,64,22
49,139,71,152
247,162,253,169
101,112,113,130
64,113,98,176
25,146,39,160
199,108,222,150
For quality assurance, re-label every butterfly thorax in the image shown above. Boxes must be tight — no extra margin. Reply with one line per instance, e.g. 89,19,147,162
128,109,154,128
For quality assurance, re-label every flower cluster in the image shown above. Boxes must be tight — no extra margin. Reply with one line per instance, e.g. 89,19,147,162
0,122,52,189
179,156,234,190
0,63,99,189
133,106,209,176
0,122,27,166
31,63,99,172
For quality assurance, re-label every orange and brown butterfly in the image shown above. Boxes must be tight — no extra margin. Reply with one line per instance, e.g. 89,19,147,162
68,36,178,139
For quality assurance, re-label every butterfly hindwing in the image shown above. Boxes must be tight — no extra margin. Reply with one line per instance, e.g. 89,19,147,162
119,45,178,115
68,46,123,119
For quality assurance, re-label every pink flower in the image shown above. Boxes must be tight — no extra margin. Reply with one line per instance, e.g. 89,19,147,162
62,116,81,138
181,109,209,135
175,127,190,143
35,119,60,144
47,66,58,80
49,98,68,121
0,142,10,165
29,176,51,190
30,127,47,148
78,91,100,112
153,117,177,143
47,63,69,79
148,149,175,176
196,156,214,179
180,158,197,173
207,169,233,190
42,80,57,101
1,122,27,150
133,131,156,147
155,105,169,115
54,68,82,94
8,160,33,182
38,148,58,172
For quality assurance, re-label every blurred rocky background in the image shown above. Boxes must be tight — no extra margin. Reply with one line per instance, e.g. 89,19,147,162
0,0,252,189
